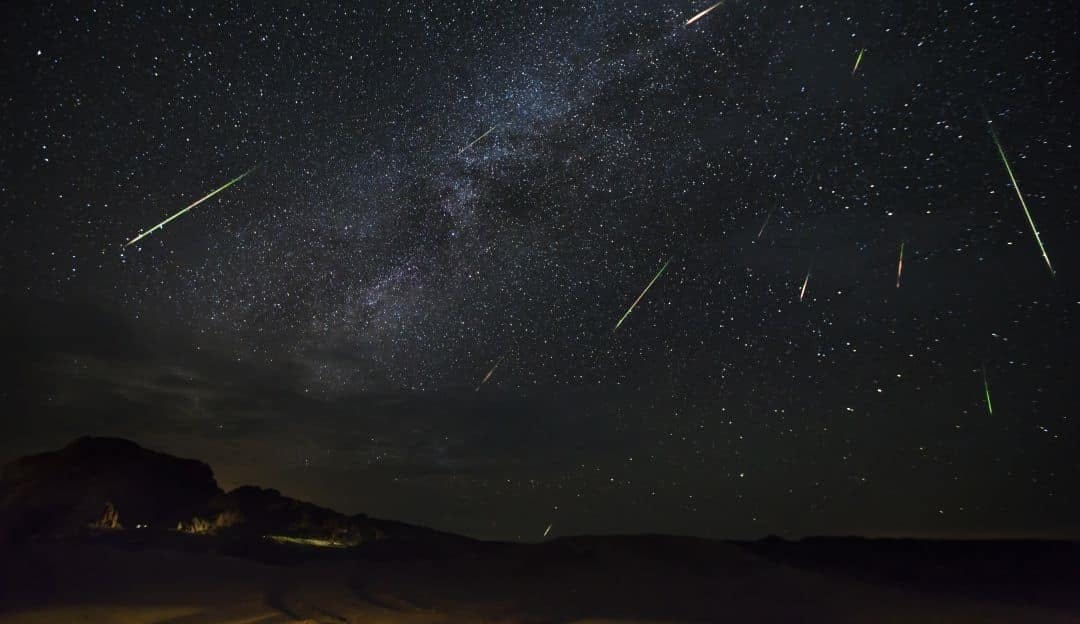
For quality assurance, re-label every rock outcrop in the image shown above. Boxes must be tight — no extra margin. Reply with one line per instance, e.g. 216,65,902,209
0,437,449,547
0,437,221,540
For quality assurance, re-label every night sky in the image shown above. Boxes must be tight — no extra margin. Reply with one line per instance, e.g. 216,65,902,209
2,1,1077,542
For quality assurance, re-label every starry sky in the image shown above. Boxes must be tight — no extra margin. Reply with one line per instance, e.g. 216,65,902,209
1,1,1078,541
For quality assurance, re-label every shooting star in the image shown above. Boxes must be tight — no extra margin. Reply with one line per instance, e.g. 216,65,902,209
685,1,725,26
982,368,993,415
543,524,552,537
476,360,500,391
987,122,1054,275
457,124,498,156
756,211,771,239
799,269,811,302
896,241,904,288
614,257,672,331
126,167,257,247
852,48,865,75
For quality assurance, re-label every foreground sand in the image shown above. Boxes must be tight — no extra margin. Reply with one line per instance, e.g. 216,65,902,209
2,537,1078,623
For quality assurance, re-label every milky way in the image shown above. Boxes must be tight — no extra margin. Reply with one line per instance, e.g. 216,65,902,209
2,1,1077,541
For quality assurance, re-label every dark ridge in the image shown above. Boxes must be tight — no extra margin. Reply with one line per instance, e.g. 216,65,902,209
0,436,451,547
0,436,221,539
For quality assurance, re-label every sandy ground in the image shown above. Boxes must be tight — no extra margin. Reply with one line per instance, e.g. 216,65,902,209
1,538,1077,623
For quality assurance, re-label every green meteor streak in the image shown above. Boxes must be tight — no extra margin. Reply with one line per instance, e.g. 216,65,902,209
987,124,1054,275
852,48,865,75
983,368,993,415
614,257,672,331
126,166,257,247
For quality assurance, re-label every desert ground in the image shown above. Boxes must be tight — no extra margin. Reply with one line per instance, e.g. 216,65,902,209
2,534,1078,623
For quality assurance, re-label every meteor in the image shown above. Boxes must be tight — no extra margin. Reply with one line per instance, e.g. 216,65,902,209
543,524,552,537
456,124,498,156
896,241,904,288
852,48,865,75
987,123,1054,275
685,1,724,26
799,269,810,302
126,167,257,247
614,257,672,331
756,211,771,239
982,368,993,415
476,360,500,391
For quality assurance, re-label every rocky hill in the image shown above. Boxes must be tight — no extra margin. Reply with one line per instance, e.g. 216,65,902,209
0,437,445,546
0,437,220,539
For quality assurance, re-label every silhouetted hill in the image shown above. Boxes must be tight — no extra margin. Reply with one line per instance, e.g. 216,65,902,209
0,437,449,546
0,437,220,539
